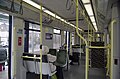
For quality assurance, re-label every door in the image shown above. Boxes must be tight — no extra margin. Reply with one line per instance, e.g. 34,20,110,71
0,12,12,79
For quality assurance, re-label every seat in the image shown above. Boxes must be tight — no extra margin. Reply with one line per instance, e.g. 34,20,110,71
72,52,80,65
48,49,57,56
22,53,50,79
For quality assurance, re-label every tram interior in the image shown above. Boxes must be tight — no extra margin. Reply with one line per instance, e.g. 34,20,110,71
0,0,120,79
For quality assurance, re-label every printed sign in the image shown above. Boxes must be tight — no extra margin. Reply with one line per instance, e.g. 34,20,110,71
18,37,22,46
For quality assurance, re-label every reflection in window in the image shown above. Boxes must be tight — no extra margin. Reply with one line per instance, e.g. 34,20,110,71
0,12,9,79
29,23,40,54
53,34,61,49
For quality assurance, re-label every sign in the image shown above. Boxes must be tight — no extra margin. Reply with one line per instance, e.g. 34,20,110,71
45,33,53,40
18,37,22,46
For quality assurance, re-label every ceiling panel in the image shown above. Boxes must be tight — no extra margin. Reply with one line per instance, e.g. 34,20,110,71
33,0,87,30
33,0,76,19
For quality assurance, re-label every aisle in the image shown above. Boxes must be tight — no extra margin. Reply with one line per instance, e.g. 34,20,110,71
63,58,107,79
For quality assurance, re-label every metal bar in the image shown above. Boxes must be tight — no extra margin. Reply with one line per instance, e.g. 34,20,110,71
40,1,43,79
106,48,110,76
88,23,89,45
110,20,117,79
89,46,109,49
21,56,41,60
75,1,89,79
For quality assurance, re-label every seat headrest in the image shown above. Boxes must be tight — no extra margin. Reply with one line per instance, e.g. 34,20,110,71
42,46,49,55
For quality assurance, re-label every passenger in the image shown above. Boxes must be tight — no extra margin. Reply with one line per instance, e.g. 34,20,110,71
60,44,74,65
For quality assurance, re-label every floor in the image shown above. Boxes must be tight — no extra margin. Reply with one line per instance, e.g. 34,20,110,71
0,66,8,79
63,57,107,79
0,56,107,79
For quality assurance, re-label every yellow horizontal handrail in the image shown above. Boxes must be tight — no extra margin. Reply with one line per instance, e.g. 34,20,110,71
21,56,41,60
89,46,109,49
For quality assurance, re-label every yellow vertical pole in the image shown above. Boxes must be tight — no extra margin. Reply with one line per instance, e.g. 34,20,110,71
91,25,92,42
106,47,110,76
76,1,89,79
40,1,42,79
110,20,116,79
88,23,89,45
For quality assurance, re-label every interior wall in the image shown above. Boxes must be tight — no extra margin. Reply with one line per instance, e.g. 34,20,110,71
12,17,26,79
42,26,53,49
111,2,120,79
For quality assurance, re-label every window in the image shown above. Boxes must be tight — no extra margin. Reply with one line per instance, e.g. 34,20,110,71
53,29,61,49
29,31,40,54
25,22,41,54
54,29,60,34
72,33,75,45
0,12,9,79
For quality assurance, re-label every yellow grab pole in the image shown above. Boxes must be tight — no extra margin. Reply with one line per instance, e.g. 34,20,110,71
75,1,89,79
89,46,109,49
110,20,116,79
40,1,43,79
90,25,92,45
88,23,89,45
106,47,110,76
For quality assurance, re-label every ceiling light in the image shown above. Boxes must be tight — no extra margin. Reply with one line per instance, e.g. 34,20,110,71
23,0,40,9
82,0,90,4
93,22,96,26
90,16,95,22
44,10,55,17
94,25,98,31
84,4,93,16
97,34,100,37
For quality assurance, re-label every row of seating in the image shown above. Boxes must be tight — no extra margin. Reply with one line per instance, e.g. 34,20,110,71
22,46,67,79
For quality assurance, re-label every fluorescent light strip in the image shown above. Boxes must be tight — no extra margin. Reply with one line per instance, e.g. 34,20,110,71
82,0,90,4
84,4,93,16
90,16,95,22
93,22,96,26
94,25,98,31
82,0,98,31
23,0,82,31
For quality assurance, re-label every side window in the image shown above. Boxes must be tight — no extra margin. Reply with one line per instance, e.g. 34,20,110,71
72,33,75,45
53,29,61,49
24,22,40,54
29,31,40,54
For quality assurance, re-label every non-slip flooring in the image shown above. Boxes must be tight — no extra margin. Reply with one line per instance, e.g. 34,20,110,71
63,57,107,79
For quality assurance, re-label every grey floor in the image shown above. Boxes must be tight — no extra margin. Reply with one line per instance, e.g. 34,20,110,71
0,66,8,79
63,57,107,79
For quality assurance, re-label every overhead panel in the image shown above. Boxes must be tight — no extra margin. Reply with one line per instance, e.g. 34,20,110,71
33,0,87,30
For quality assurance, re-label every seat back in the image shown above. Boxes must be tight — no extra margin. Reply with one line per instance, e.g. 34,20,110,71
23,53,50,75
48,49,57,56
23,53,36,73
35,55,51,75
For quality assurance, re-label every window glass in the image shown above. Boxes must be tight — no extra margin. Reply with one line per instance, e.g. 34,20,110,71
64,31,66,43
29,23,40,54
72,33,75,45
54,29,60,34
29,23,40,30
0,12,9,79
53,34,61,49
